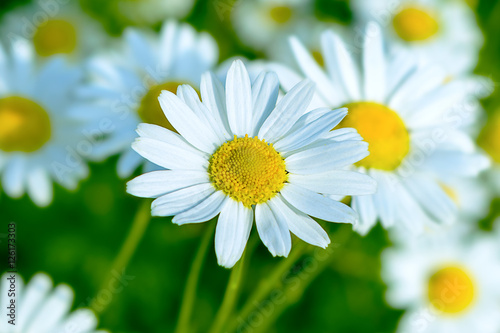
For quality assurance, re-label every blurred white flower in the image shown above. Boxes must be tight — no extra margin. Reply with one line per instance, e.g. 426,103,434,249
83,21,218,178
382,226,500,333
117,0,196,25
350,0,483,76
268,23,491,235
0,1,107,61
127,60,376,268
0,39,104,206
0,272,107,333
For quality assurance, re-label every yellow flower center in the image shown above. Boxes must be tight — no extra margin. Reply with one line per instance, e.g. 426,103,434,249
478,114,500,164
138,81,195,133
0,96,52,152
336,102,410,171
392,7,439,42
33,19,78,57
268,6,293,24
427,266,475,315
208,135,288,207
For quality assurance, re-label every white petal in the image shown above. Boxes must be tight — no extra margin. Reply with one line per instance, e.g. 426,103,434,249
117,148,142,178
274,108,347,152
54,309,98,333
124,28,155,69
27,168,53,207
289,170,376,196
258,80,315,142
281,183,358,224
158,91,219,153
3,157,26,198
352,195,378,236
363,23,385,102
285,140,369,174
215,199,253,268
26,285,73,333
255,202,291,257
127,170,209,198
251,72,280,136
392,182,430,234
151,183,214,217
423,151,490,177
269,195,330,248
225,60,253,136
173,191,228,225
324,128,363,141
200,72,231,134
369,170,397,228
18,274,53,331
132,137,208,171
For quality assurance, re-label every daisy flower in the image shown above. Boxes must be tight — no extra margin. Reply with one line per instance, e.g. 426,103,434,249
350,0,483,76
269,23,490,235
0,272,107,333
0,1,106,61
382,226,500,333
82,21,218,178
231,0,313,55
478,111,500,196
127,60,376,268
0,39,102,206
117,0,195,25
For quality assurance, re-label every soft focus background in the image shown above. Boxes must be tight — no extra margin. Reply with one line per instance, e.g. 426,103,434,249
1,0,499,332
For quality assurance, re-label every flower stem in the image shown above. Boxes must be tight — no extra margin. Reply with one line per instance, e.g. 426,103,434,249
96,200,151,313
174,221,216,333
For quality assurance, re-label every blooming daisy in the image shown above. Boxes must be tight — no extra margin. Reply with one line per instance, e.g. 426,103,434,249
350,0,483,76
117,0,195,25
478,111,500,196
231,0,313,56
0,1,106,61
268,23,490,235
382,226,500,333
0,272,107,332
0,39,103,206
82,21,218,178
127,60,376,268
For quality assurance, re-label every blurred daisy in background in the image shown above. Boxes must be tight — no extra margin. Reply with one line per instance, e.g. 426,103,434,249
0,39,103,206
0,272,107,333
0,0,107,61
117,0,196,26
478,111,500,196
232,0,313,57
127,60,377,268
382,226,500,333
350,0,483,76
82,21,218,178
269,23,490,235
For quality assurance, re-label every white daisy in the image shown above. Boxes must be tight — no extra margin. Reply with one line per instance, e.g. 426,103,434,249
82,21,218,178
127,60,377,268
0,39,102,206
0,1,107,61
117,0,195,25
0,272,107,333
268,23,491,235
382,226,500,333
478,111,500,197
350,0,483,76
231,0,313,55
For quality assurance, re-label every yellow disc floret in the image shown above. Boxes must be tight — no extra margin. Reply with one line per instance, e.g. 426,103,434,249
33,19,77,57
336,102,410,171
269,5,293,24
0,96,51,152
393,7,439,42
208,135,288,207
478,113,500,164
138,81,195,133
427,266,475,315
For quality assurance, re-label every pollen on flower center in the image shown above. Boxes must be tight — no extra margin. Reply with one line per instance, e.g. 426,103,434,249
0,96,51,152
33,19,78,57
138,81,194,133
336,102,410,171
268,5,293,24
208,135,288,207
478,113,500,164
427,266,475,315
392,7,439,42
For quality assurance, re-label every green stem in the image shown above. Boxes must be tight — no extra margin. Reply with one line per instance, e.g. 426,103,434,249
96,200,152,313
174,222,216,333
208,236,256,333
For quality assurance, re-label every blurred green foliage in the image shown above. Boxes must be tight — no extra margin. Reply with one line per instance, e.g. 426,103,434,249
0,0,499,332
